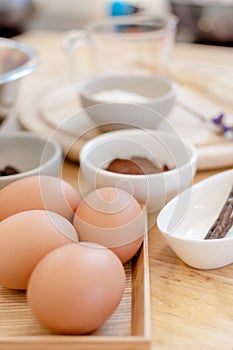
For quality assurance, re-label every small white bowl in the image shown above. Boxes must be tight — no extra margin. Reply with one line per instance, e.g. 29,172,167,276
157,169,233,269
0,132,62,188
79,129,197,213
79,73,176,131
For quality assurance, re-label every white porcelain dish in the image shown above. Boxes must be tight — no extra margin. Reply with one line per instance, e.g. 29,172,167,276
79,129,197,213
79,73,176,131
157,169,233,269
0,131,62,188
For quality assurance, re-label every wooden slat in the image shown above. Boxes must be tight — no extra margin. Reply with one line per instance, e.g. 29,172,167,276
0,215,151,350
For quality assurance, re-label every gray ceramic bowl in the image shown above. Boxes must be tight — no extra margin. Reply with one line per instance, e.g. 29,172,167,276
0,132,62,189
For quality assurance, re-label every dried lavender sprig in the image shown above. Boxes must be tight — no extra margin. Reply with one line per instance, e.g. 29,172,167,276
178,103,233,138
204,186,233,239
211,113,233,136
212,113,224,125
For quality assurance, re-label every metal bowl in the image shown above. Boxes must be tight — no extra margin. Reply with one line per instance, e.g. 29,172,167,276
0,0,33,28
170,0,233,45
0,37,39,124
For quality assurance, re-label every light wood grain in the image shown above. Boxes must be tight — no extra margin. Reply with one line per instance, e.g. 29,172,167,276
8,30,233,349
0,231,151,350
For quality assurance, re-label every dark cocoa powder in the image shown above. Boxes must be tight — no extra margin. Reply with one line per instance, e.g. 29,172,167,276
0,166,20,176
105,157,169,175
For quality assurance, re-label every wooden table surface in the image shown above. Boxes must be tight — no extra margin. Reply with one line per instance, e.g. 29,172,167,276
17,31,233,350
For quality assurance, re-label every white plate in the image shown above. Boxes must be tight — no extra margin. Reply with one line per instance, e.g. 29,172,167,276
39,83,97,138
18,82,100,162
18,82,233,169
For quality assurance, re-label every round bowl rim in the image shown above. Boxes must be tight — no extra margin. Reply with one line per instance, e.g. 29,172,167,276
157,168,233,243
0,131,62,182
79,73,177,105
80,128,198,179
86,13,179,39
0,37,39,85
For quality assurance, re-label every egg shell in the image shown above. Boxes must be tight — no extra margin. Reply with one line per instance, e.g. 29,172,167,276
0,175,80,222
0,210,78,290
27,242,125,334
73,187,146,263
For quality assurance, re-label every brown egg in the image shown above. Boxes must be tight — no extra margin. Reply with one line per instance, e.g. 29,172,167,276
0,175,80,222
27,243,125,334
0,210,78,289
73,187,146,263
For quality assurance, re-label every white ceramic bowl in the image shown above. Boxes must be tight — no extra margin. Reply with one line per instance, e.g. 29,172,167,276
0,132,62,188
79,73,176,131
157,169,233,269
79,129,197,213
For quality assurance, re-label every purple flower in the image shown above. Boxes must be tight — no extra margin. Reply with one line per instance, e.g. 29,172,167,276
211,113,224,125
221,124,232,133
210,112,233,136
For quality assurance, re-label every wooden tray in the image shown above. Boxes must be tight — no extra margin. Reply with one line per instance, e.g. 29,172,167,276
0,233,151,350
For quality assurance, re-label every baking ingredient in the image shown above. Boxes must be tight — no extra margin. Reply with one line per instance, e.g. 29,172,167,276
0,175,80,222
93,89,150,103
0,165,20,176
0,210,78,289
73,187,146,263
204,185,233,239
106,156,169,175
27,243,125,334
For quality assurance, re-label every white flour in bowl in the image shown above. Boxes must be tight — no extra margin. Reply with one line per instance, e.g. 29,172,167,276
92,89,150,103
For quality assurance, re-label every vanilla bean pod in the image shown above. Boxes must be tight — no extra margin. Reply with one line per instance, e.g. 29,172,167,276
204,186,233,239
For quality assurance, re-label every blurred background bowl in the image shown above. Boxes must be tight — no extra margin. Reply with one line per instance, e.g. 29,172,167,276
0,132,62,188
79,73,176,131
79,129,197,213
0,0,34,37
170,0,233,45
0,37,39,126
